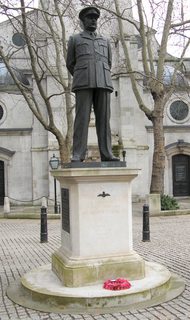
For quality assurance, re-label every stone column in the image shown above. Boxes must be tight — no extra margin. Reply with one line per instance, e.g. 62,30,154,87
148,193,161,216
4,196,10,214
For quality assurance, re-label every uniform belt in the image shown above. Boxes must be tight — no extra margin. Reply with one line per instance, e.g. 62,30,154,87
77,56,108,63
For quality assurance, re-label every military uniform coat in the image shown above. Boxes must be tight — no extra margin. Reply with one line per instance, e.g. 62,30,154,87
66,30,115,161
66,31,114,92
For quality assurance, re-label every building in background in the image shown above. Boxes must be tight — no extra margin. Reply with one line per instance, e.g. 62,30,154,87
0,1,190,206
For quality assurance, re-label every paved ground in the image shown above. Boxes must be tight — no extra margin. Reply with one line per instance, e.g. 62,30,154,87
0,202,190,319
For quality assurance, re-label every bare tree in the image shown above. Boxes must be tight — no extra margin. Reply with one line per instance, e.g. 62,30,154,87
115,0,190,193
0,0,78,163
86,0,190,194
0,0,190,194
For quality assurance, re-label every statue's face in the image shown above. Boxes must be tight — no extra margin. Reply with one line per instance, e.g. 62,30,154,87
82,14,98,32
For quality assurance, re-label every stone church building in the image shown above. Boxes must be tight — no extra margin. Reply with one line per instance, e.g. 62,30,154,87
0,1,190,206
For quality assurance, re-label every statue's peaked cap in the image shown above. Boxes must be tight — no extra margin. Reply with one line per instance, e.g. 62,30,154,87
79,6,100,20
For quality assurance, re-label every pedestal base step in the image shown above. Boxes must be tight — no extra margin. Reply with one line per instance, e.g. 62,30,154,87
7,261,185,314
52,250,145,287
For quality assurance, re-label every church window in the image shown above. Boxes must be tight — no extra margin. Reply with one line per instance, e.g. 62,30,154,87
136,35,142,49
0,105,3,120
12,33,26,47
0,104,6,124
169,100,189,122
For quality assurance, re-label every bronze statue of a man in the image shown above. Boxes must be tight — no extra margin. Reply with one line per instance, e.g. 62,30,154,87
66,6,119,162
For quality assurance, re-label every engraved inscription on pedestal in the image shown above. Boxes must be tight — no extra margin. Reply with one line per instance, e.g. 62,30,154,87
61,188,70,233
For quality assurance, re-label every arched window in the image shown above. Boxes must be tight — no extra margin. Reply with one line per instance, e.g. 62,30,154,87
0,105,3,120
0,160,5,205
0,104,6,124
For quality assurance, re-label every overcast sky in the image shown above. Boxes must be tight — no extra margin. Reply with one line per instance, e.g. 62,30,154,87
0,0,189,58
132,0,190,58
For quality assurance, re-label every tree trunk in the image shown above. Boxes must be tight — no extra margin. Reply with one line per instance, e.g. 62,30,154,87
59,141,71,164
53,91,73,165
150,98,165,194
53,127,71,164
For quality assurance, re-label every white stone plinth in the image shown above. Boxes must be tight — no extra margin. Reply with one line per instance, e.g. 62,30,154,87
51,167,144,286
6,167,185,311
6,261,185,313
52,167,139,258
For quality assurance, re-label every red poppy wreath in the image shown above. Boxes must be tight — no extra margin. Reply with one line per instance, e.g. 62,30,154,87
103,278,131,291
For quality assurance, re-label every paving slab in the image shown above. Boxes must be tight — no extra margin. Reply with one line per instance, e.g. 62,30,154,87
0,206,190,319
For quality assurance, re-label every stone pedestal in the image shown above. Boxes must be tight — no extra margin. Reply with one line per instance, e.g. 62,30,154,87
51,166,144,287
148,193,161,216
6,165,185,313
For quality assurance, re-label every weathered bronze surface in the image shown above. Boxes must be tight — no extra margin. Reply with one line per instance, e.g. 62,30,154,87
66,6,120,163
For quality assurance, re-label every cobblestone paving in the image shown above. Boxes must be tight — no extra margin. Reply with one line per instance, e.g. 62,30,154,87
0,213,190,319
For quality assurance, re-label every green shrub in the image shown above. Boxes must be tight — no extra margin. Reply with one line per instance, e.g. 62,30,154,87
161,194,179,211
112,144,122,157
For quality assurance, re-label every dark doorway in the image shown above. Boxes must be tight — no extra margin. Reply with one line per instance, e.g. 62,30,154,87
172,154,190,196
0,160,5,205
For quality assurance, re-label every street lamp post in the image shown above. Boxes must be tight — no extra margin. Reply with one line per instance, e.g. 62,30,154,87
122,149,126,163
49,154,59,214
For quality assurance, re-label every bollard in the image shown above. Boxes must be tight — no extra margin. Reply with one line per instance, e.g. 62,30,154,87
41,196,47,208
142,204,150,242
40,206,48,243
